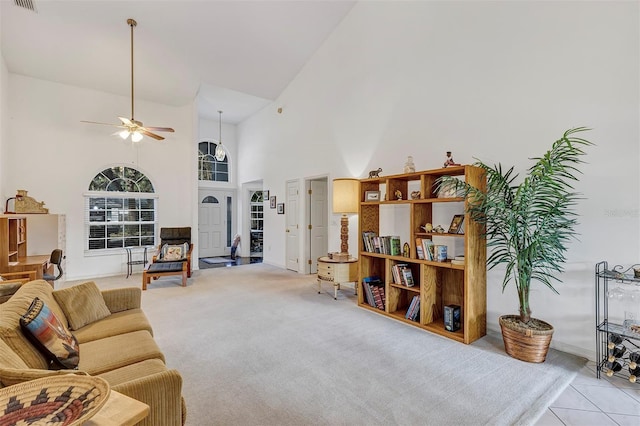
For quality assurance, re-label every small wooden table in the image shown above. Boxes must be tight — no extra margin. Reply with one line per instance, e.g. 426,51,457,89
85,390,149,426
8,255,51,280
317,256,358,300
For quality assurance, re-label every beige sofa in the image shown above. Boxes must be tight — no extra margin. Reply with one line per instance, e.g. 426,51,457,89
0,279,186,425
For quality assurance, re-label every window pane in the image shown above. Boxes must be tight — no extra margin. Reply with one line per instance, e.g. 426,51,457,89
89,240,105,250
122,211,140,222
141,224,154,236
102,167,119,181
139,199,154,209
125,198,140,209
107,238,123,248
140,211,154,221
89,225,105,239
215,172,229,182
89,174,109,191
90,198,106,209
141,236,155,246
198,142,209,155
124,224,139,237
89,210,105,222
124,237,140,247
218,163,228,172
125,167,143,182
107,225,122,238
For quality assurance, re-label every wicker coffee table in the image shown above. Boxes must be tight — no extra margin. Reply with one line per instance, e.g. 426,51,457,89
142,261,187,290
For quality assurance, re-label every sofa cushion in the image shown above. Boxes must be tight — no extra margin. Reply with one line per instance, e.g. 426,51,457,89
73,308,153,344
0,280,65,369
78,330,165,375
53,281,111,330
0,338,28,372
97,358,167,386
20,297,79,369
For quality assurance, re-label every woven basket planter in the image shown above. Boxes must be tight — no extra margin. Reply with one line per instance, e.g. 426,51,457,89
499,315,554,363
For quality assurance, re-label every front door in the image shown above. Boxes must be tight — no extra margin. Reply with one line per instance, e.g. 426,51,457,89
198,190,231,257
286,180,299,271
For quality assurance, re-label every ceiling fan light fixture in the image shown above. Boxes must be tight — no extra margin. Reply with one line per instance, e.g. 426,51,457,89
119,130,130,140
214,110,226,161
131,131,143,143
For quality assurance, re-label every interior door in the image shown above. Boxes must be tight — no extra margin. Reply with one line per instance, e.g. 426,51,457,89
286,180,299,271
309,179,328,274
198,190,229,257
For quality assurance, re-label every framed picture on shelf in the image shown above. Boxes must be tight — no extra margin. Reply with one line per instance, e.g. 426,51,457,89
270,196,276,209
365,190,381,202
448,214,465,234
261,190,270,200
277,203,285,214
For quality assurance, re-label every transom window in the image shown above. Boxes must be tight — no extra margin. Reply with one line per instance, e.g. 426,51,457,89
198,141,229,182
85,166,157,251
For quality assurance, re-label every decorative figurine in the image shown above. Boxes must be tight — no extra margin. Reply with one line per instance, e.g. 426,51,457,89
403,242,410,258
394,189,402,200
410,190,421,200
368,168,382,178
404,156,416,173
443,151,461,168
421,223,433,233
433,225,445,233
14,190,48,214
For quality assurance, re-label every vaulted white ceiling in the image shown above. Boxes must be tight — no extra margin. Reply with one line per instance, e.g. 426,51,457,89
1,0,355,123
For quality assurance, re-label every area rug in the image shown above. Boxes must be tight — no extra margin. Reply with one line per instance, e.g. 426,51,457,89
67,264,587,426
200,257,232,264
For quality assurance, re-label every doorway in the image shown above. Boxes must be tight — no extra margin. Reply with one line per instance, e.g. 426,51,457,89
285,180,299,271
307,177,328,274
198,189,233,258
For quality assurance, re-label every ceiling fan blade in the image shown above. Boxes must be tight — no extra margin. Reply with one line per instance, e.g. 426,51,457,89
140,129,165,140
118,117,134,126
143,126,175,133
81,120,126,128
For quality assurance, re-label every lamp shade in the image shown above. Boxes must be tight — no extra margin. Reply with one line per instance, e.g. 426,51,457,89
332,178,359,214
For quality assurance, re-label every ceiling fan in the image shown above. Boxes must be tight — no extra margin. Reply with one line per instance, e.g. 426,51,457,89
82,18,174,142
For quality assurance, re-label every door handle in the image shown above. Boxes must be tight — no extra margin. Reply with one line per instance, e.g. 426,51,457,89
286,229,290,232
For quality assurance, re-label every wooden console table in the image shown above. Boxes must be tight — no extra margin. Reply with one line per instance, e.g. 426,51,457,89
317,256,357,300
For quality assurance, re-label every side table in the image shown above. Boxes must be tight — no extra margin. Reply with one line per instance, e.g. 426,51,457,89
317,256,357,300
125,246,152,278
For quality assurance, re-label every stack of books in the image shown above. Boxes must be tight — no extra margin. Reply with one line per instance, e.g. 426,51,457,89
451,255,465,266
405,295,420,322
391,263,415,287
362,232,402,256
362,276,385,310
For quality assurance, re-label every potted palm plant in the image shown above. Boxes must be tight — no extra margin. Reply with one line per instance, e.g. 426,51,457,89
438,128,593,362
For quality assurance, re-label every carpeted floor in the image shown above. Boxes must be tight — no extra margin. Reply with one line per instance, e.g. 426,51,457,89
66,264,586,426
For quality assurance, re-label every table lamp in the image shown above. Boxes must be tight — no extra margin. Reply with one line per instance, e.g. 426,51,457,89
332,178,359,257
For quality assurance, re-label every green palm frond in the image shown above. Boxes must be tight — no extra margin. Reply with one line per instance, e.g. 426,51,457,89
436,128,593,322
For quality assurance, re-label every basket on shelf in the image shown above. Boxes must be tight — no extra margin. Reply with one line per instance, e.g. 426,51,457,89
0,374,110,426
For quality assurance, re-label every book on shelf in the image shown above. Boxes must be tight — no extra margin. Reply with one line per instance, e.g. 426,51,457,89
362,276,385,310
390,236,401,256
415,238,425,260
405,295,420,321
451,255,465,266
401,268,415,287
422,239,435,261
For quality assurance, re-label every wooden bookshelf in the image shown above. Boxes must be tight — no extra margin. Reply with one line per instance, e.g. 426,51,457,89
357,166,487,344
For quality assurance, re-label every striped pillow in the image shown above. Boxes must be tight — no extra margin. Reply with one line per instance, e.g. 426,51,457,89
53,281,111,330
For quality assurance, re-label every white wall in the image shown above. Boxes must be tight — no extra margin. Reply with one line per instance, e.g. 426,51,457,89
4,74,195,280
237,1,639,359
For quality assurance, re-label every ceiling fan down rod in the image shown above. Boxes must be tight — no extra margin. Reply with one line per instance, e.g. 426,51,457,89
127,18,137,122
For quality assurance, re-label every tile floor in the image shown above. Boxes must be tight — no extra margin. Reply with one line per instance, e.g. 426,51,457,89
536,362,640,425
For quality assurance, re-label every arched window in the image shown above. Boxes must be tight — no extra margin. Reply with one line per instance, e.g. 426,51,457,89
85,166,157,251
198,141,229,182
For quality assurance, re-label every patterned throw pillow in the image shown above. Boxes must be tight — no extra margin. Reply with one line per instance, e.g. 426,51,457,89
161,242,189,261
19,297,79,369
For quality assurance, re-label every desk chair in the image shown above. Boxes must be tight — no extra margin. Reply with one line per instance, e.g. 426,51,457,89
43,249,64,283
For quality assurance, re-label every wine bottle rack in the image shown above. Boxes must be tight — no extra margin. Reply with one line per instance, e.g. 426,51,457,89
595,261,640,383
